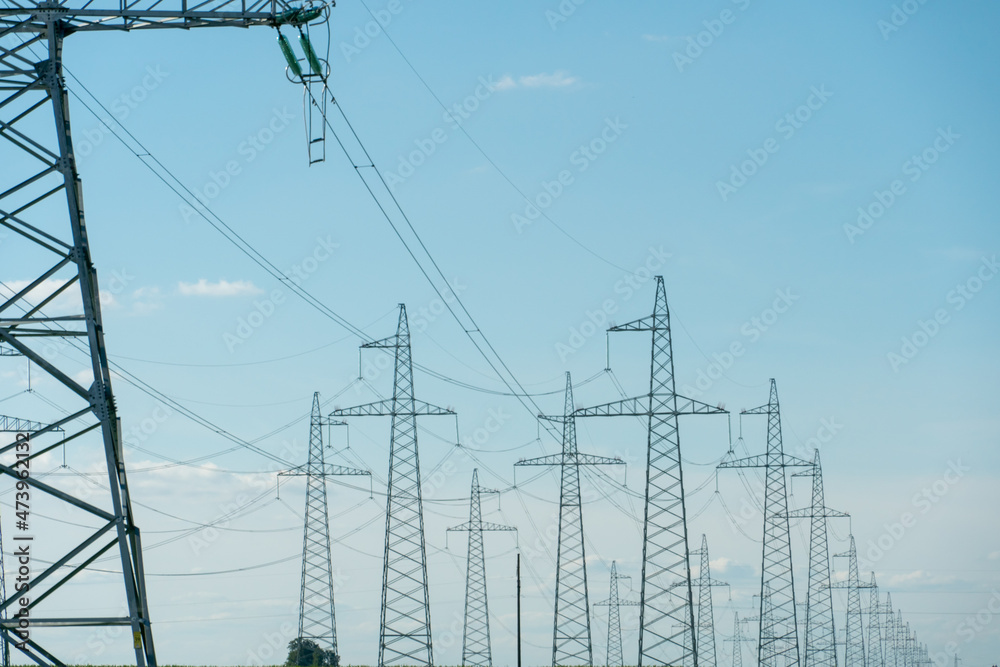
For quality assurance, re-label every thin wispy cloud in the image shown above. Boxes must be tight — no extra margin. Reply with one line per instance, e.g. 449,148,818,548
177,279,263,297
494,71,582,91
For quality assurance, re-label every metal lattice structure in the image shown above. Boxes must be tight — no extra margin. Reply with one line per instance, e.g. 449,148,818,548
331,304,454,667
832,536,871,667
572,276,728,667
880,594,897,667
787,450,847,667
0,1,320,662
690,534,728,667
725,613,755,667
718,379,810,667
516,372,624,667
447,469,516,667
866,574,884,667
279,393,369,663
593,561,638,667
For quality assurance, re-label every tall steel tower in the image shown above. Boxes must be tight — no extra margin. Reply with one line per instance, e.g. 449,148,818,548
280,393,370,663
332,305,455,667
833,536,870,667
866,574,884,667
787,451,847,667
572,276,728,667
718,379,810,667
880,594,897,667
691,534,729,667
447,469,516,667
0,1,321,662
725,613,756,667
516,372,624,667
593,561,638,667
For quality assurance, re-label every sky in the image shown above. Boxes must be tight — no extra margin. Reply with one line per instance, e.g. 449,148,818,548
1,0,999,665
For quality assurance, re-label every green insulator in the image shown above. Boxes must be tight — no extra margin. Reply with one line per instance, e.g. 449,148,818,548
273,8,299,25
299,33,324,76
298,7,324,23
277,33,304,78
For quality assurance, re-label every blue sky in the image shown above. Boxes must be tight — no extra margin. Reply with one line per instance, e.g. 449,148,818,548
2,0,998,664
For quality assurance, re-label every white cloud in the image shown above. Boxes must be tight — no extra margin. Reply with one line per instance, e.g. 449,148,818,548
493,71,582,91
177,279,263,298
519,71,580,88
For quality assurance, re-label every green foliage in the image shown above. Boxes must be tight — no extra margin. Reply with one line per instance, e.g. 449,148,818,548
286,637,339,667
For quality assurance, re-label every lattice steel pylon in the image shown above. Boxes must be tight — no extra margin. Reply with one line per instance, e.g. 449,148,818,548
517,371,624,667
832,536,871,667
572,276,728,667
279,393,370,664
880,594,897,667
718,379,810,667
786,450,848,667
0,1,320,663
331,304,454,667
725,613,755,667
690,534,729,667
593,561,638,667
866,574,884,667
447,469,516,667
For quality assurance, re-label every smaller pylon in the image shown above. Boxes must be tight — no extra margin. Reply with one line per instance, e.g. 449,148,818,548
280,392,370,663
690,535,729,667
447,469,517,667
832,536,872,667
725,613,755,667
593,561,639,667
867,574,884,667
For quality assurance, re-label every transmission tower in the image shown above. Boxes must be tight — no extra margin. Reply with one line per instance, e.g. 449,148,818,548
0,1,325,662
571,276,728,667
690,534,729,667
516,371,624,667
331,304,454,667
279,393,370,663
447,469,516,667
726,613,755,667
718,379,810,667
880,594,897,667
832,536,872,667
786,450,848,667
593,561,639,667
866,574,884,667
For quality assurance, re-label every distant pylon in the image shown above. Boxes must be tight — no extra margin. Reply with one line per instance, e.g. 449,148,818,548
725,613,755,667
516,372,624,667
280,393,370,663
787,450,847,667
331,305,456,667
594,561,639,667
690,535,729,667
572,276,728,667
832,536,872,667
719,379,810,667
867,574,884,667
447,469,517,667
880,594,897,667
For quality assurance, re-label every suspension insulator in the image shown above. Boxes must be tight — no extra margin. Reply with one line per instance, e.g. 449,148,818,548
277,33,304,79
299,33,324,76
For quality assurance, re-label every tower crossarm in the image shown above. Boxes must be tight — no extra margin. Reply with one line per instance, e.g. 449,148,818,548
515,452,623,467
572,394,727,418
447,520,517,533
718,453,812,469
0,414,64,433
784,505,849,519
279,463,370,477
594,598,640,607
330,398,454,417
0,0,322,33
